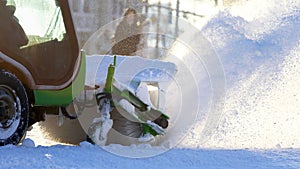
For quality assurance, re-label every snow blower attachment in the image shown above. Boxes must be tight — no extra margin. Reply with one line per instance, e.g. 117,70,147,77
88,56,170,145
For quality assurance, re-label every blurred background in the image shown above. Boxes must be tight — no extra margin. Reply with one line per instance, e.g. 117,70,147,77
69,0,229,56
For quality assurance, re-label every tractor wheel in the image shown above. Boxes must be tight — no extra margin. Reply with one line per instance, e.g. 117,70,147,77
0,70,29,146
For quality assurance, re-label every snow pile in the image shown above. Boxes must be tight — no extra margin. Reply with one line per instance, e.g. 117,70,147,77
181,0,300,149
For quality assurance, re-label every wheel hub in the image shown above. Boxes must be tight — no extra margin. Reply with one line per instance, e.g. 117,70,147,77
0,86,17,128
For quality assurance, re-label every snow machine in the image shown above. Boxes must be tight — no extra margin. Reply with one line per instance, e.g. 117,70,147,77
39,55,177,146
0,0,175,146
84,55,176,145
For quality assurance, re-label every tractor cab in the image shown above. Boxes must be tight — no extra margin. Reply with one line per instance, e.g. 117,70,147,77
0,0,80,88
0,0,84,145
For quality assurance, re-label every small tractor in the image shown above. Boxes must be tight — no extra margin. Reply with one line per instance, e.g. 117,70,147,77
0,0,174,146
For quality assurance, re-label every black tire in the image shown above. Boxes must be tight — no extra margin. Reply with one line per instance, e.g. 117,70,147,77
0,70,29,146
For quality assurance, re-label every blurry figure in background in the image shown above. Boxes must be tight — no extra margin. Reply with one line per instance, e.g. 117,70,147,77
112,8,142,56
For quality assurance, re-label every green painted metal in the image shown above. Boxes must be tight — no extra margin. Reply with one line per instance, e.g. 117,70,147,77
104,56,116,93
142,124,158,136
113,86,169,120
101,55,169,137
33,50,86,106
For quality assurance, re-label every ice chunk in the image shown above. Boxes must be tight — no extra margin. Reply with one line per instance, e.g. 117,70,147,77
22,138,35,147
79,141,93,147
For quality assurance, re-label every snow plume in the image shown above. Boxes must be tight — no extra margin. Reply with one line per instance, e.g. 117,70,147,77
180,0,300,149
202,45,300,149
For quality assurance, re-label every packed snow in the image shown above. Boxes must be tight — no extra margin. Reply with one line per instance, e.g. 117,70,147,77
1,142,299,169
1,0,300,168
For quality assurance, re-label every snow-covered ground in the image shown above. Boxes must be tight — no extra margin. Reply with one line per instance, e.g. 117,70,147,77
1,0,300,168
1,142,299,169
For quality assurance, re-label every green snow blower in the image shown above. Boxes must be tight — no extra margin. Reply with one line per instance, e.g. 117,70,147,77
88,56,169,145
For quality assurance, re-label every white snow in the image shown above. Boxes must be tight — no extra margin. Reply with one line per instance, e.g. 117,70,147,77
85,55,177,89
146,120,165,135
21,138,35,148
1,0,300,168
138,133,155,143
112,79,136,94
138,133,155,142
135,82,153,107
88,99,113,146
89,118,113,146
0,143,299,168
180,0,300,150
119,99,136,115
